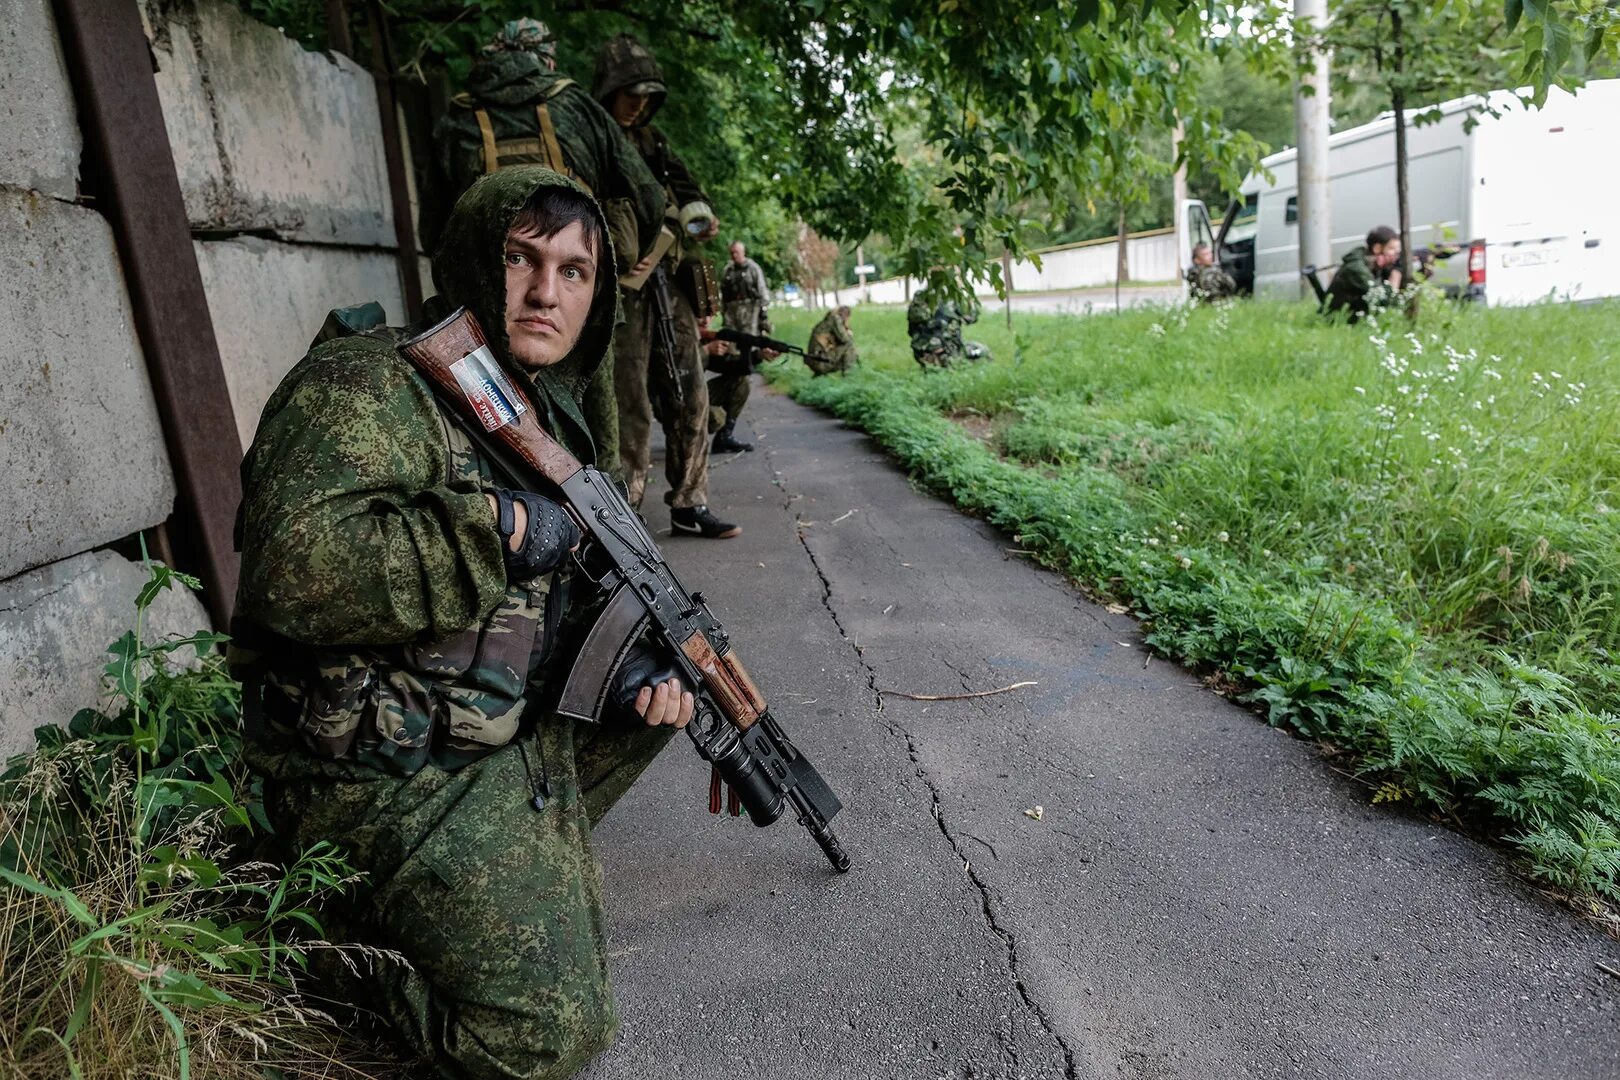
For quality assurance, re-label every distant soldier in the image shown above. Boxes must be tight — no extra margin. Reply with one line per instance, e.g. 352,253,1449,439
804,306,858,375
711,240,772,452
908,283,988,368
428,18,665,481
1186,242,1237,303
1323,225,1403,324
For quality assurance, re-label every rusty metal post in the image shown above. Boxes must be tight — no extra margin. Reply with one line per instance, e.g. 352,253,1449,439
325,0,353,57
53,0,241,627
365,0,424,321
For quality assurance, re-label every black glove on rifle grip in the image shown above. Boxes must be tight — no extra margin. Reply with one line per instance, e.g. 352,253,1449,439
612,642,683,720
493,488,582,580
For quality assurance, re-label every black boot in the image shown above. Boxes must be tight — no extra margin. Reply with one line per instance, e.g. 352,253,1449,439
712,419,754,453
670,505,741,539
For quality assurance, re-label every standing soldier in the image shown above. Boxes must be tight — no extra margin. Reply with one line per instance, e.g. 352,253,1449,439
805,305,858,375
428,18,665,483
594,34,739,538
709,240,771,452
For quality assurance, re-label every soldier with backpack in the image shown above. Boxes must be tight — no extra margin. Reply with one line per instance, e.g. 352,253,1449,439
427,19,665,481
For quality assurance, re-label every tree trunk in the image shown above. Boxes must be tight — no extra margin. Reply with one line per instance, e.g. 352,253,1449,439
1115,205,1130,283
1391,6,1412,285
1293,0,1333,296
1002,246,1013,329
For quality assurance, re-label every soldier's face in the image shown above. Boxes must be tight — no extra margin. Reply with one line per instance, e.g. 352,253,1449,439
503,221,598,369
609,90,649,127
730,243,745,264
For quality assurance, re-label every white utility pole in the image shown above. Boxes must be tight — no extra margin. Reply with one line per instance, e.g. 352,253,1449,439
1294,0,1333,297
1172,115,1189,279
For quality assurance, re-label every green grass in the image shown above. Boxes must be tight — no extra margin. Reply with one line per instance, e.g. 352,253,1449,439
0,565,400,1079
766,296,1620,907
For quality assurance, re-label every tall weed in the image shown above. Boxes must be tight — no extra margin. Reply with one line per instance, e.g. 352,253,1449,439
0,563,399,1079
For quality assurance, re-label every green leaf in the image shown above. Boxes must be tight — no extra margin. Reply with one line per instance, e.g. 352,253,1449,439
151,967,249,1011
149,630,231,657
0,866,98,927
137,982,190,1080
104,631,141,705
1505,0,1524,33
63,959,100,1044
135,565,177,612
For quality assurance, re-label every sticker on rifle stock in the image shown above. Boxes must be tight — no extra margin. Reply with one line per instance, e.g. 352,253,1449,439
450,346,527,432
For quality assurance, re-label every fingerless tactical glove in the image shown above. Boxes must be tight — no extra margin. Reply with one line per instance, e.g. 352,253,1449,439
612,642,683,720
492,487,582,580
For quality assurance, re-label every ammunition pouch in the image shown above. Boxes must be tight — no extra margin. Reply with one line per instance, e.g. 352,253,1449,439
677,256,721,321
601,197,640,278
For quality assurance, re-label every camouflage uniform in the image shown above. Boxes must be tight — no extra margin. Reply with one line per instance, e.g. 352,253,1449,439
428,20,665,484
907,286,988,368
1186,263,1237,303
613,283,711,510
804,309,857,375
594,35,716,511
237,168,673,1080
711,256,771,428
1322,246,1394,324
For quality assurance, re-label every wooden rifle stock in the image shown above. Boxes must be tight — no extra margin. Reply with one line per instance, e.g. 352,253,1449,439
398,307,585,490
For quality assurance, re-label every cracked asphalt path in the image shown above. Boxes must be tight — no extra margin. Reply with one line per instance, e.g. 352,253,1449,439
581,384,1620,1080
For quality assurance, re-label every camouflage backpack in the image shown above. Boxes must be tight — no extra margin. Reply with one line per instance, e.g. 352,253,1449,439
453,78,581,184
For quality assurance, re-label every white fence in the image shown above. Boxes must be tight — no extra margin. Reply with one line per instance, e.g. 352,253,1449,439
855,227,1182,305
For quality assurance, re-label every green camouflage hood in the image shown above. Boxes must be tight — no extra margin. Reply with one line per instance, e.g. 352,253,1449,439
465,49,563,108
591,34,666,126
431,166,618,457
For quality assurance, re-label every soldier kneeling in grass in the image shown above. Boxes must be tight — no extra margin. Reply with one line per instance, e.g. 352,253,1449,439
235,168,693,1079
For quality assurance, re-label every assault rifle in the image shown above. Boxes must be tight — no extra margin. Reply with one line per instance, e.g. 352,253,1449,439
648,265,685,408
701,326,835,377
399,307,850,873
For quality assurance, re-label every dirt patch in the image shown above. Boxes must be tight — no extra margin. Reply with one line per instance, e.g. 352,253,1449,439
946,410,998,445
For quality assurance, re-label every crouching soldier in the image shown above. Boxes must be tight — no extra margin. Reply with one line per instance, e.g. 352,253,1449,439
235,168,692,1079
1185,242,1237,303
907,283,988,368
804,305,858,375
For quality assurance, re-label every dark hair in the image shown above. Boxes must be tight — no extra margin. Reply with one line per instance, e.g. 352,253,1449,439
509,186,605,265
1366,225,1398,249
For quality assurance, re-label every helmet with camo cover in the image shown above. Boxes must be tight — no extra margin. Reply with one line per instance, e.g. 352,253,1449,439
483,17,556,60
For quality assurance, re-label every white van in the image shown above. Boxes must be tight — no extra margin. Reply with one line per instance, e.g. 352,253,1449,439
1184,79,1620,306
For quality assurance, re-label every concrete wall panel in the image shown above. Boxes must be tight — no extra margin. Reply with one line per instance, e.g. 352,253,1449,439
147,0,394,248
0,551,211,759
0,0,82,198
195,236,405,446
0,189,176,581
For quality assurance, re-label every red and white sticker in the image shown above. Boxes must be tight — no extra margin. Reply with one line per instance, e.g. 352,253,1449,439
449,345,528,432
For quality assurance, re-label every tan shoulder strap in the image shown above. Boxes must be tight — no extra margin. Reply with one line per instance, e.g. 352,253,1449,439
534,104,570,179
474,109,499,175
